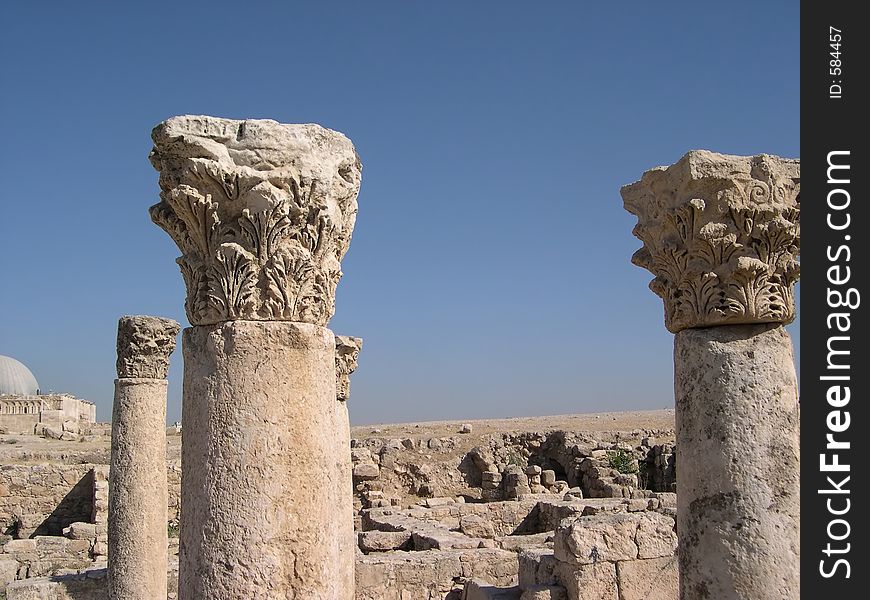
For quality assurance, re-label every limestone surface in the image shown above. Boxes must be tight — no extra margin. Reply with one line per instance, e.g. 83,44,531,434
674,324,799,599
621,150,800,332
616,557,678,600
553,512,675,566
336,335,363,401
180,320,353,599
149,115,362,326
108,379,169,600
115,316,180,379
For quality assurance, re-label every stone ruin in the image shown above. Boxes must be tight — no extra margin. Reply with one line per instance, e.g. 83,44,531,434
0,355,96,440
1,120,799,600
622,151,800,599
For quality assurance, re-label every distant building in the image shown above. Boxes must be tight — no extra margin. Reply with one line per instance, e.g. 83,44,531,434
0,355,96,435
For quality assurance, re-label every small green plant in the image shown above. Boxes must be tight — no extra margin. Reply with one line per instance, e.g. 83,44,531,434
505,451,526,467
168,522,180,538
607,449,638,475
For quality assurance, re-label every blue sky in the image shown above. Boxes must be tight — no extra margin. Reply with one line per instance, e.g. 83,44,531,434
0,1,799,424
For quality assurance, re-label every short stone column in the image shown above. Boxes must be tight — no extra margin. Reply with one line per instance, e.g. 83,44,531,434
149,115,362,599
621,151,800,599
109,315,180,600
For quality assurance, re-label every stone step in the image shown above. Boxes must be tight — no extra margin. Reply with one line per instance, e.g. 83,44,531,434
462,579,522,600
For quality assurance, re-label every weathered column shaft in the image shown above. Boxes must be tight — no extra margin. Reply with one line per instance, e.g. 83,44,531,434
149,115,361,599
109,316,180,600
675,324,799,599
181,321,352,597
621,150,800,600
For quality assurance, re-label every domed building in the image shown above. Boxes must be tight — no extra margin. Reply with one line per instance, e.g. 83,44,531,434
0,355,96,435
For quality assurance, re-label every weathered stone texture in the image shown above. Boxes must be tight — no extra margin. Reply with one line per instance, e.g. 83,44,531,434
149,115,361,327
616,556,678,600
355,548,518,600
554,561,618,600
357,530,412,553
108,379,169,600
336,335,363,401
621,150,800,333
6,569,109,600
2,536,93,582
180,320,353,599
554,512,676,567
518,549,560,589
520,584,567,600
674,324,799,599
115,316,180,379
1,465,98,538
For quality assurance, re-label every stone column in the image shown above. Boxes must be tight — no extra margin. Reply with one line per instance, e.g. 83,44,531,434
149,115,362,599
109,315,180,600
621,151,800,600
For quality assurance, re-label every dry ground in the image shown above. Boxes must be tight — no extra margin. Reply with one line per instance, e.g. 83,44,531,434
350,409,675,439
0,409,675,466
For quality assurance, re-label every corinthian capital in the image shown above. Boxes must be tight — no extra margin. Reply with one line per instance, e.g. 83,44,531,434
117,315,181,379
335,335,363,402
149,115,361,327
621,150,800,333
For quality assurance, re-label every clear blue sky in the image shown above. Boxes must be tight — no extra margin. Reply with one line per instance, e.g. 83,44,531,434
0,1,799,425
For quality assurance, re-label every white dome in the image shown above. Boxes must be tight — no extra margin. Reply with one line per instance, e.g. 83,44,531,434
0,355,40,395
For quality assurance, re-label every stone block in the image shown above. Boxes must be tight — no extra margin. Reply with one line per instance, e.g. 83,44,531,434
635,513,677,559
554,514,639,565
541,470,556,487
423,497,454,508
463,579,521,600
1,558,19,588
355,548,517,600
520,585,568,600
353,463,380,481
652,492,676,508
351,448,372,463
460,514,497,539
518,549,559,588
357,530,412,553
555,561,619,600
616,557,678,600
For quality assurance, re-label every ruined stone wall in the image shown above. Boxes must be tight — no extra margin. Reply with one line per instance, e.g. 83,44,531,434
357,548,518,600
0,415,39,435
0,395,96,436
351,428,675,515
2,534,93,582
5,570,109,600
515,510,678,600
0,465,98,538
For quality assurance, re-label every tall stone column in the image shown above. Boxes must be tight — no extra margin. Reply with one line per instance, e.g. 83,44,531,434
109,315,180,600
149,115,362,599
621,151,800,600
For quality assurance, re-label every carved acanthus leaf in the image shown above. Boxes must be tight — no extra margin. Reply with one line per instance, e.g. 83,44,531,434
335,335,363,402
149,116,361,326
621,150,800,333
